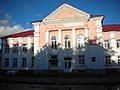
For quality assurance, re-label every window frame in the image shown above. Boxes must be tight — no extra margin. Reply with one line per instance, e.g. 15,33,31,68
51,36,57,49
77,35,84,48
22,58,27,67
13,58,17,67
64,35,71,49
105,55,112,65
117,40,120,48
79,55,85,65
104,40,110,48
5,58,9,67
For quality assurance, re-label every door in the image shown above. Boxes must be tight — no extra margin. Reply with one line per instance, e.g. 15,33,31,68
64,61,72,72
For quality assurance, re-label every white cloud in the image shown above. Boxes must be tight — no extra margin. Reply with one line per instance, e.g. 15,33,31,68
5,13,12,20
0,20,9,26
0,24,24,37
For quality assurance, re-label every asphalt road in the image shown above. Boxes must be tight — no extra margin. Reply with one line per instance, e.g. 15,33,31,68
0,82,119,90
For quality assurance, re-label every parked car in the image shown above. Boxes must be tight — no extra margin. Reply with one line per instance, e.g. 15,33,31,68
7,69,18,75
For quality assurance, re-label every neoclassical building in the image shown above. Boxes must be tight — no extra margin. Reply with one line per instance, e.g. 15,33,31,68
1,3,120,73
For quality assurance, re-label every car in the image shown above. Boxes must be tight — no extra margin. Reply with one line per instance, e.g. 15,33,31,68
7,69,18,75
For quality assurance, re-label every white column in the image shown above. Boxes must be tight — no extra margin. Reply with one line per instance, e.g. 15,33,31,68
8,38,13,68
18,37,22,68
27,36,32,68
85,28,89,43
110,31,116,48
45,30,49,47
58,29,62,47
33,23,40,56
72,28,76,48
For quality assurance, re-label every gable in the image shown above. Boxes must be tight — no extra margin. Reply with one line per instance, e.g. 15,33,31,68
43,3,90,21
51,8,80,19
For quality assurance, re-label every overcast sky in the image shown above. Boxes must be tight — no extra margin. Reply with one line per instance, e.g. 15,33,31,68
0,0,120,37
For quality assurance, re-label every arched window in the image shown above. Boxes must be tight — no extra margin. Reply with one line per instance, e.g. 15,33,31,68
51,36,57,49
64,35,70,48
77,35,84,48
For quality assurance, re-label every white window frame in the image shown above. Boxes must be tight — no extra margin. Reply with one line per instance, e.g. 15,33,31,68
77,35,84,48
79,55,85,65
22,58,27,67
104,40,110,48
13,58,17,67
105,55,112,65
118,55,120,65
64,35,71,49
51,36,57,49
117,40,120,48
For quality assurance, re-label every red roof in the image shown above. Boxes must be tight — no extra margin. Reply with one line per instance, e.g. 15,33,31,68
2,30,34,38
103,24,120,32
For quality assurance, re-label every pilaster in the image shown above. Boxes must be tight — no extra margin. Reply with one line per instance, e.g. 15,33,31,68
72,28,76,48
8,38,13,68
58,29,62,48
45,30,49,47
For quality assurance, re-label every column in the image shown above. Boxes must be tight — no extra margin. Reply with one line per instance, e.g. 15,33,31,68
72,28,76,69
8,38,13,68
110,31,116,48
18,37,22,68
58,29,62,47
33,23,40,56
72,28,76,48
27,36,32,68
45,30,49,47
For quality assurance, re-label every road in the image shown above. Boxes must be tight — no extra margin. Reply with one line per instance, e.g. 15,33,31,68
0,82,118,90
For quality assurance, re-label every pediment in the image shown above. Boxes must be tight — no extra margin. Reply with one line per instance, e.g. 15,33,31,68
43,3,90,21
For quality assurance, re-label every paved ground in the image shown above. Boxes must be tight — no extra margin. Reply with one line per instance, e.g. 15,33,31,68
0,74,120,85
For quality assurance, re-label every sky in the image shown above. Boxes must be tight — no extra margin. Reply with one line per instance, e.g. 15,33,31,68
0,0,120,37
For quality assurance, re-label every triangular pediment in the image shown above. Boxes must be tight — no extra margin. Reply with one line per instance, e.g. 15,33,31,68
43,3,90,21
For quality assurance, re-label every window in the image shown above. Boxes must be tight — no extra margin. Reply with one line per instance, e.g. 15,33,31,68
51,36,57,49
92,57,96,62
49,55,58,67
5,58,9,67
22,44,27,53
22,58,27,67
105,55,112,65
31,43,34,53
12,44,18,53
65,35,70,48
117,40,120,48
4,44,9,53
77,35,84,48
31,56,34,67
104,40,110,48
13,58,17,67
79,55,85,65
118,55,120,65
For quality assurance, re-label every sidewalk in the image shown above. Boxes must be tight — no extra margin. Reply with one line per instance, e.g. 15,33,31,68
0,75,120,85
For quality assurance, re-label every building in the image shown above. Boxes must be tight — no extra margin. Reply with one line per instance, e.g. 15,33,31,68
1,3,120,73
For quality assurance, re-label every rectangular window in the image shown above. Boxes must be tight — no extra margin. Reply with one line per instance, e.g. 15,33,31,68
12,44,18,53
49,55,58,67
79,55,85,65
104,40,110,48
117,40,120,48
105,55,112,65
118,55,120,65
5,58,9,67
22,44,27,53
4,44,9,53
31,56,34,67
22,58,27,67
92,57,96,62
13,58,17,67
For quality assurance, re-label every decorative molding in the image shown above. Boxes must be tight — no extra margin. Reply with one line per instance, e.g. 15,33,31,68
43,3,90,22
